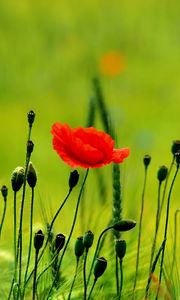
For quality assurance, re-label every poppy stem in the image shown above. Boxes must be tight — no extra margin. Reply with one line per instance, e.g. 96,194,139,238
32,249,39,300
0,192,7,239
46,168,89,299
119,259,123,299
87,278,97,300
171,209,180,274
83,248,88,300
67,258,79,300
116,253,120,299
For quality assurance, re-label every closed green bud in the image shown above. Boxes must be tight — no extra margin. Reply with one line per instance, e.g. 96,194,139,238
115,239,126,260
27,110,35,126
1,185,8,200
27,140,34,155
157,166,168,182
11,167,25,192
175,150,180,165
34,230,44,251
171,140,180,156
94,257,107,279
74,236,84,257
113,219,136,231
55,233,65,253
27,162,37,188
143,155,151,167
83,230,94,249
69,170,79,190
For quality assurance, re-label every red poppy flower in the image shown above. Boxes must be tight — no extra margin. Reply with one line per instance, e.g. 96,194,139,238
51,123,130,169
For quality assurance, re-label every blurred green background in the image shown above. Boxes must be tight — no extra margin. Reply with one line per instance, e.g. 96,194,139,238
0,0,179,250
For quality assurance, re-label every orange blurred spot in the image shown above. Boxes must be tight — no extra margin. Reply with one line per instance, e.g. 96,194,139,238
99,51,125,76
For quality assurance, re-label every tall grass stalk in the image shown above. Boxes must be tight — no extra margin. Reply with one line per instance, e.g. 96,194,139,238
171,209,180,274
156,163,179,300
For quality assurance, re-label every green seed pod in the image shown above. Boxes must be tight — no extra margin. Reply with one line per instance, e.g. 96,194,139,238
27,162,37,188
157,166,168,183
74,236,84,257
11,167,25,192
171,140,180,156
115,239,126,260
55,233,65,253
94,257,107,279
83,230,94,249
175,150,180,165
27,140,34,155
113,219,136,231
143,155,151,167
27,110,35,126
1,185,8,200
69,170,79,190
34,230,44,251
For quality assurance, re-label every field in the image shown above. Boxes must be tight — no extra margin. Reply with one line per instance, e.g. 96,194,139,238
0,1,179,299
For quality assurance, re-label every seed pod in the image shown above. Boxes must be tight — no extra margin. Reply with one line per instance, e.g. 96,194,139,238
83,230,94,249
1,185,8,200
69,170,79,190
34,230,44,251
74,236,84,257
27,162,37,188
113,219,136,231
94,257,107,279
115,239,126,260
143,155,151,167
175,150,180,165
11,167,25,192
27,110,35,126
157,166,168,183
171,140,180,156
55,233,65,253
27,140,34,155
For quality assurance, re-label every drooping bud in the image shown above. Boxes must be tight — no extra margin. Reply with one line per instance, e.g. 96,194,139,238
171,140,180,156
27,110,35,127
27,162,37,188
113,219,136,232
83,230,94,249
94,257,107,279
115,239,126,260
175,150,180,165
75,236,84,257
1,185,8,200
69,170,79,190
157,166,168,183
143,155,151,168
55,233,65,253
27,140,34,156
34,230,44,251
11,167,25,192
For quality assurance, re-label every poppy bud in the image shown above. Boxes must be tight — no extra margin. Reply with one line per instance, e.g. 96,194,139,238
157,166,168,183
171,140,180,156
69,170,79,190
75,236,84,258
34,230,44,251
27,140,34,155
175,150,180,165
115,239,126,260
1,185,8,200
11,167,25,192
143,155,151,167
27,110,35,126
83,230,94,249
113,219,136,231
55,233,65,253
94,257,107,279
27,162,37,188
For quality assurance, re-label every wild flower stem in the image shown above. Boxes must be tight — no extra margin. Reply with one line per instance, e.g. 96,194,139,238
0,194,7,238
25,188,72,287
32,249,39,300
22,187,35,298
46,168,89,298
155,164,179,300
67,258,79,300
83,249,88,300
87,278,97,300
116,254,120,299
171,209,180,274
132,164,148,299
119,259,123,299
